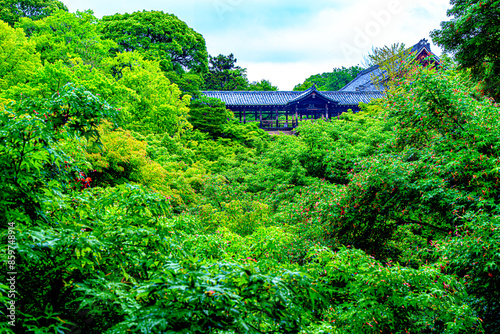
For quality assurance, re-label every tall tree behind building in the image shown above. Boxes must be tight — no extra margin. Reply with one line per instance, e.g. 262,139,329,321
99,10,208,94
203,53,278,91
293,66,363,91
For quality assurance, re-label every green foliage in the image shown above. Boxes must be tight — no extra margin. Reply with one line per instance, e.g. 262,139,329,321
325,111,391,184
80,259,322,333
220,120,269,148
293,66,363,91
17,10,116,67
102,51,192,135
0,0,67,26
277,180,341,263
99,10,208,76
203,53,249,91
203,53,277,92
307,247,482,333
200,199,270,236
13,184,173,333
189,96,234,136
363,43,416,90
86,121,206,206
219,225,296,265
97,10,208,94
1,55,121,104
322,63,500,254
142,131,197,166
387,61,500,216
294,105,391,183
165,70,205,96
0,83,116,224
325,151,447,252
437,214,500,330
248,79,278,91
265,134,310,181
382,62,500,329
430,0,500,100
0,20,41,93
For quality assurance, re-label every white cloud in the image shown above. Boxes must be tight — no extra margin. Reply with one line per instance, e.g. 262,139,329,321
243,61,336,91
62,0,452,90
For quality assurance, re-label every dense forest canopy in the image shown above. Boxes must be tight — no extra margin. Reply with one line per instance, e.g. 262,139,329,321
0,0,499,333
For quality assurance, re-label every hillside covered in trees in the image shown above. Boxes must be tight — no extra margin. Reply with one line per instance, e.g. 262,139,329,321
1,1,500,333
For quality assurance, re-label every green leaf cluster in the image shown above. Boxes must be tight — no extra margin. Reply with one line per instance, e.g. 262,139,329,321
293,66,363,91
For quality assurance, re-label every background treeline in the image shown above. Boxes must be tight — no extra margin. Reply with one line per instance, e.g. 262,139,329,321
0,0,500,333
293,66,363,91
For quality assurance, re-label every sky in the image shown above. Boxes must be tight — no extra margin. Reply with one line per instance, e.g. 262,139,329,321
62,0,452,90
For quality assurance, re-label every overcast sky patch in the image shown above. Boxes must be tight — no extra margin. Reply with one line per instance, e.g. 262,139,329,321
63,0,451,90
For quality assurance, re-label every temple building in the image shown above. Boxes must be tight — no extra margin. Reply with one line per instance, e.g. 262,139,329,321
202,39,438,130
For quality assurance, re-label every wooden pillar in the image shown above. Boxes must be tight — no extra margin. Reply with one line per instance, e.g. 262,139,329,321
275,108,279,128
326,104,329,120
243,109,246,124
259,108,262,128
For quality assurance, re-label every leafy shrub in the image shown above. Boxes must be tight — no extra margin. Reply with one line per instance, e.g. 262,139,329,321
189,96,234,137
437,214,500,331
86,121,205,206
82,259,323,333
199,200,269,237
0,83,116,225
306,247,482,333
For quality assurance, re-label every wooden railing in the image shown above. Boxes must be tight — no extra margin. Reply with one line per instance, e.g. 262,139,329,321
259,119,297,129
245,117,324,129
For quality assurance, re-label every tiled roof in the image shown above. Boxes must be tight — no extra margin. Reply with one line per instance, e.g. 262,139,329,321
202,91,300,106
202,88,384,107
339,66,382,92
340,39,439,92
322,91,384,104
